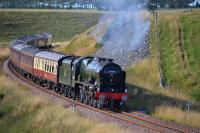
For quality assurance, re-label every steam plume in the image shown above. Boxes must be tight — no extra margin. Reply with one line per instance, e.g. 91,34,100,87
91,0,150,69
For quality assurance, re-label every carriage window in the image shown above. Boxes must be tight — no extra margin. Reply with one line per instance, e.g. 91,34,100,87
49,61,51,72
53,63,57,73
49,62,51,72
38,59,40,69
36,59,37,68
42,60,44,70
47,61,49,72
50,63,52,73
47,64,49,72
38,59,40,68
34,58,36,68
56,65,58,72
34,59,36,68
36,58,39,68
51,62,53,73
50,62,52,73
45,61,47,71
52,66,54,73
49,62,50,72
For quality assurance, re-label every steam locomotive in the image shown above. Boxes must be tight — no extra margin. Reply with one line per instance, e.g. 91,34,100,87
9,33,128,110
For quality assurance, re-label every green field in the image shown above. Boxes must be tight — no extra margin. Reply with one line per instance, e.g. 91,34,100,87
157,10,200,101
0,9,101,46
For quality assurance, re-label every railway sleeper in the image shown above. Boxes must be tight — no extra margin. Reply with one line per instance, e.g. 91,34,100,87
80,89,84,103
97,99,104,109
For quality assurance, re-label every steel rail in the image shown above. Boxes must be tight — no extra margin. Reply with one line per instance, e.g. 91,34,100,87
122,112,189,133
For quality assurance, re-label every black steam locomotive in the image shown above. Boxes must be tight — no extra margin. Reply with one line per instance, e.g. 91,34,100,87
9,33,128,110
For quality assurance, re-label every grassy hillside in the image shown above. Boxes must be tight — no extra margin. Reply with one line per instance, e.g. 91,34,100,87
126,9,200,98
125,10,200,128
0,48,127,133
0,9,101,46
54,17,111,56
54,27,98,56
157,10,200,101
180,12,200,101
126,10,200,100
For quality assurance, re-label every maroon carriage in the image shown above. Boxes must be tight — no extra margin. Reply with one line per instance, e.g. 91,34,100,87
34,51,65,83
20,46,41,76
9,42,30,67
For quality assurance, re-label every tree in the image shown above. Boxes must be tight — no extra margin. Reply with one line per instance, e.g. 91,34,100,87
196,1,200,7
0,0,196,9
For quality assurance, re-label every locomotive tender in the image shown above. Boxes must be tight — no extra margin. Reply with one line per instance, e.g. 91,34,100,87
9,33,128,110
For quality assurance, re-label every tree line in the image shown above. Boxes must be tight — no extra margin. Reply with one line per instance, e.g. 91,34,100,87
148,0,199,9
0,0,199,10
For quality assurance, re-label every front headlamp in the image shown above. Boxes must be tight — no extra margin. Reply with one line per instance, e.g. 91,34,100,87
99,95,105,100
125,88,128,93
121,96,128,101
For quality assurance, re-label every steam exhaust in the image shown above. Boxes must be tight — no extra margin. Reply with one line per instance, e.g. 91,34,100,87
91,1,150,69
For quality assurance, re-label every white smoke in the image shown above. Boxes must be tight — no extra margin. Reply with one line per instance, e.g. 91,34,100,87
91,1,150,69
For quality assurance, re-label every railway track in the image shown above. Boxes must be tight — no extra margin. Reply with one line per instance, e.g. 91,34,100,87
7,61,192,133
121,112,190,133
